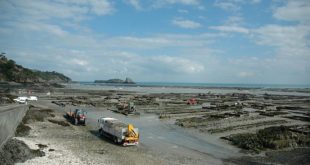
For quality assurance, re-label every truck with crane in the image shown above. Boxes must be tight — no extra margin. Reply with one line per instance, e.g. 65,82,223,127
98,117,139,146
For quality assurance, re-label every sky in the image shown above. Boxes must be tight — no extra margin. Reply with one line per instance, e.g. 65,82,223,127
0,0,309,84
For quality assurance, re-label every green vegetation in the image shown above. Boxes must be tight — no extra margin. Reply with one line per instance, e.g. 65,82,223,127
0,54,70,83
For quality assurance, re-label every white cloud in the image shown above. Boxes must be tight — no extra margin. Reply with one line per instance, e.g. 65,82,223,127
71,59,88,66
158,0,199,5
251,0,261,4
178,9,189,13
214,0,261,11
238,71,254,78
273,0,310,24
197,6,205,10
104,33,216,49
89,0,115,15
126,0,200,10
214,1,240,11
149,56,204,74
127,0,142,10
25,22,68,36
209,25,249,33
226,16,244,26
1,18,216,80
208,15,248,34
152,0,200,8
253,24,310,58
0,0,114,22
227,56,310,84
172,19,202,29
259,0,310,59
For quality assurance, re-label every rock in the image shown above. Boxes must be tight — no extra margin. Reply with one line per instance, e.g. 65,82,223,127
94,77,135,84
94,79,124,83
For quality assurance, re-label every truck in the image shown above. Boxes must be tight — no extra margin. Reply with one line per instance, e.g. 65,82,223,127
66,109,86,125
98,117,139,146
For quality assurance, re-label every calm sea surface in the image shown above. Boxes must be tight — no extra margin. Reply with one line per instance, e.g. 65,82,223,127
74,82,310,89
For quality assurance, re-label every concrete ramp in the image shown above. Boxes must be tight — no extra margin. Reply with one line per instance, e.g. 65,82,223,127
0,104,28,148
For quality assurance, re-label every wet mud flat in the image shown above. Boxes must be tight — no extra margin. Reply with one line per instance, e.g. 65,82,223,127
2,86,309,165
148,92,310,164
51,88,310,164
5,104,131,164
2,103,198,165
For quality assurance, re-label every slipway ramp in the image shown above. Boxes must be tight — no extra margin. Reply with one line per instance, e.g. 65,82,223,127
0,104,28,148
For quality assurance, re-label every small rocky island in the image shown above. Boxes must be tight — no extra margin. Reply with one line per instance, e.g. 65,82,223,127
94,77,135,84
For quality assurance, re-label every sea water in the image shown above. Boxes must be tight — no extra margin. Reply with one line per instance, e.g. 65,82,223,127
74,81,310,89
64,81,310,96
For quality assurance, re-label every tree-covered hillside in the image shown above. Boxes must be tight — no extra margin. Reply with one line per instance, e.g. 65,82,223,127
0,53,71,83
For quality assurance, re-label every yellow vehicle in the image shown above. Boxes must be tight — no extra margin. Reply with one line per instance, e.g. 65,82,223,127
98,117,139,146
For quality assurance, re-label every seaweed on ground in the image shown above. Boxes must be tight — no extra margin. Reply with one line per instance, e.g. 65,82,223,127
223,125,310,153
15,106,55,136
22,107,55,124
48,119,70,126
0,139,45,165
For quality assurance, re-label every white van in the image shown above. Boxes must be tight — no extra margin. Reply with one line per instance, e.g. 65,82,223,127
28,96,38,101
13,97,28,104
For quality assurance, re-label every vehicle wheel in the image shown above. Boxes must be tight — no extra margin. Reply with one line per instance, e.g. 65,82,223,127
75,118,78,125
113,137,118,144
99,129,102,136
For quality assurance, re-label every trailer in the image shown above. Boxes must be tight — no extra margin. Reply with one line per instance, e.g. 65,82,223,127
109,102,140,116
98,117,139,146
116,102,136,115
